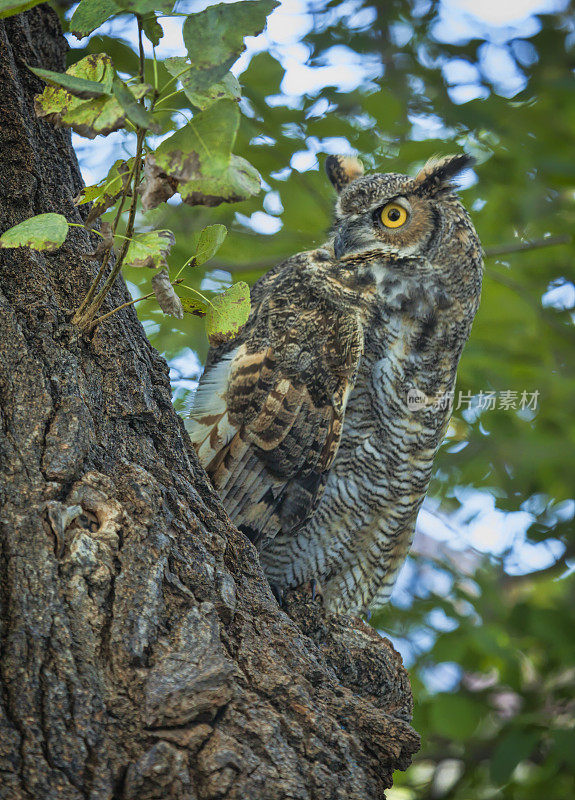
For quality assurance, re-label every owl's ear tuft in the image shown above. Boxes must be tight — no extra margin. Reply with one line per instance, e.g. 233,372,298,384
414,153,475,195
325,155,364,193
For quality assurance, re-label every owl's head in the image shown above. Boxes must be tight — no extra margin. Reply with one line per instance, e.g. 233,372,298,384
325,153,481,275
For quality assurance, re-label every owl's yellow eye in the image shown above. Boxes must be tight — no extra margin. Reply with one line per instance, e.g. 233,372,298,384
380,202,408,229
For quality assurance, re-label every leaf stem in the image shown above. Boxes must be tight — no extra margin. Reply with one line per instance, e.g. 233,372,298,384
81,128,146,322
73,18,149,330
180,283,216,309
74,248,111,317
67,222,105,238
93,277,184,326
155,108,191,122
95,288,156,324
152,46,159,97
74,153,142,320
137,14,146,82
154,89,183,108
173,254,197,281
158,63,193,96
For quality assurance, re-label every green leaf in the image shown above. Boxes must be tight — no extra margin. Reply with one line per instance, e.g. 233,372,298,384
180,296,207,317
153,98,239,179
124,230,175,269
164,57,241,109
70,0,118,38
152,268,183,318
146,99,261,207
75,159,131,206
490,730,539,784
205,281,250,345
74,159,133,227
34,56,150,139
141,13,164,46
189,72,241,110
429,693,484,741
29,65,113,99
0,213,69,252
112,78,158,132
193,224,227,266
34,53,114,95
47,94,128,139
182,1,278,95
181,154,261,207
112,0,174,14
0,0,45,20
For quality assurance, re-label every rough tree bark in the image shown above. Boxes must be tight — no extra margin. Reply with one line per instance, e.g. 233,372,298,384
0,8,420,799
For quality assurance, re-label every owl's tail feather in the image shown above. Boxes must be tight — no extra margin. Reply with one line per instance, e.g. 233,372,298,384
207,431,285,546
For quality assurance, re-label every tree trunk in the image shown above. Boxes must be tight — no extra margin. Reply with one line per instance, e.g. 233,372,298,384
0,8,419,799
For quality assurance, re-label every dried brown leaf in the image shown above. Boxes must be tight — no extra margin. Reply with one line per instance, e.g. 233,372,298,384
152,269,183,318
139,157,178,212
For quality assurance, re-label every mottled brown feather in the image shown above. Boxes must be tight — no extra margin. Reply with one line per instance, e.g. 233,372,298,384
188,251,365,545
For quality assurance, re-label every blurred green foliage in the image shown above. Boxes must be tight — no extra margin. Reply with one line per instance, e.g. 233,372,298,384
61,0,574,796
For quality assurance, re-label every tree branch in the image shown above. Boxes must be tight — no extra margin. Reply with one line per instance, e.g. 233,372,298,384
484,235,571,257
215,235,572,276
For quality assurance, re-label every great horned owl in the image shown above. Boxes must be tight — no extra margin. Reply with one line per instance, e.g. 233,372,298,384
188,154,483,613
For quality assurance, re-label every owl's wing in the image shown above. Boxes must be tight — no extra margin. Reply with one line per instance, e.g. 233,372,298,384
187,263,363,545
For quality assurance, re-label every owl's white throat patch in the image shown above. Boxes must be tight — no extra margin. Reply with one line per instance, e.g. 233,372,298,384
369,263,446,318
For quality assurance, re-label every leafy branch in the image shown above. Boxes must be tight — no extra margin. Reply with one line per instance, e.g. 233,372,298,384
0,0,278,343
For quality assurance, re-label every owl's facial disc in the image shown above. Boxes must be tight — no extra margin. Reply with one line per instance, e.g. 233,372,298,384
333,190,436,260
371,193,435,257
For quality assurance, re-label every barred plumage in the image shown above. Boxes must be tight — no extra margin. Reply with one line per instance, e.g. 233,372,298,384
188,154,483,613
